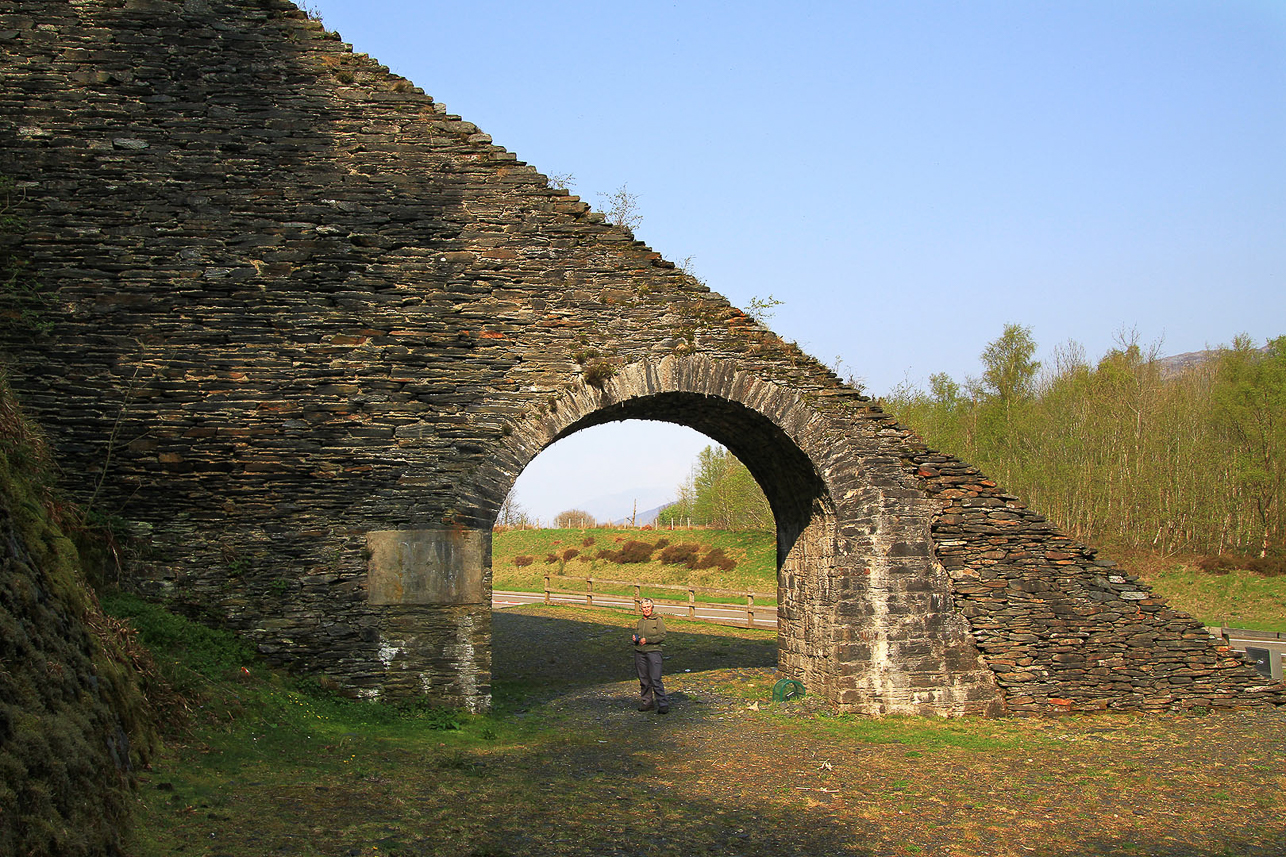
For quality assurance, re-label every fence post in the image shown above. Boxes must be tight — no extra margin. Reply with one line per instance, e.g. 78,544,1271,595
688,588,696,621
586,577,593,607
746,592,754,628
544,574,550,605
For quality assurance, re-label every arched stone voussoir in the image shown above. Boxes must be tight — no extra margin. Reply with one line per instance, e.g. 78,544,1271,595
473,355,841,525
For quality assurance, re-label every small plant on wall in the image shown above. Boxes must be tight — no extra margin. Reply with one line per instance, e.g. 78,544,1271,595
572,346,618,387
582,358,616,387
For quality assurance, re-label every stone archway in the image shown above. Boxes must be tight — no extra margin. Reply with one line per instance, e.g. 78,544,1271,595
5,0,1273,717
469,356,1005,716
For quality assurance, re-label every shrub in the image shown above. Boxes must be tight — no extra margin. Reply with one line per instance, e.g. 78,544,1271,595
694,547,737,572
581,536,595,547
1194,554,1285,577
561,548,580,561
617,540,655,564
583,358,616,387
513,555,534,568
1249,556,1286,577
659,542,700,567
653,538,670,550
544,553,559,565
1196,555,1236,575
595,548,620,563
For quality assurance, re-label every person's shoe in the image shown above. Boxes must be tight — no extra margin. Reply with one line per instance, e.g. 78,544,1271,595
657,704,669,714
638,701,655,712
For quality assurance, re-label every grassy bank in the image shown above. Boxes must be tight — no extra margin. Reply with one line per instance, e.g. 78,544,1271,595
0,376,157,857
1101,547,1285,632
492,527,777,604
1138,565,1286,632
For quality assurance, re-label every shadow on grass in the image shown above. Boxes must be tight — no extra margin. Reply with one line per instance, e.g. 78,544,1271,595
491,605,776,703
128,602,1286,857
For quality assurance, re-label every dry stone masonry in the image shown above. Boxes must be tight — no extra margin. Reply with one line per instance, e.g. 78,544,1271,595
2,0,1280,715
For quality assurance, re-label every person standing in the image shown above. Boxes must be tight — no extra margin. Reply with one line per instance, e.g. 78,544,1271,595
632,598,669,714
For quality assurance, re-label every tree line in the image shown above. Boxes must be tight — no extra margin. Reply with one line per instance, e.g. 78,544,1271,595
501,326,1284,553
882,325,1286,558
656,445,773,531
495,446,774,533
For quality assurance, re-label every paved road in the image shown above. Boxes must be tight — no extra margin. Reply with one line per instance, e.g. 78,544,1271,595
1212,627,1286,681
494,593,1283,677
493,590,778,630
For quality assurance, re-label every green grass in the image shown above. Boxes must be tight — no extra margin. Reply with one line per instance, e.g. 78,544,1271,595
1142,565,1286,632
106,598,1286,857
493,527,777,604
106,597,780,855
103,595,538,855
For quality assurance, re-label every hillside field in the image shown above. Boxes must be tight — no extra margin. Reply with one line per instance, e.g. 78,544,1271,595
494,529,1286,631
492,527,776,604
1122,550,1286,633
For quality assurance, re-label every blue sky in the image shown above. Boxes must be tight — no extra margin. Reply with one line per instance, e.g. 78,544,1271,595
308,0,1286,524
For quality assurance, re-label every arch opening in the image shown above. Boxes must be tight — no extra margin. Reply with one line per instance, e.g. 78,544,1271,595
488,402,832,705
549,392,834,566
474,368,846,705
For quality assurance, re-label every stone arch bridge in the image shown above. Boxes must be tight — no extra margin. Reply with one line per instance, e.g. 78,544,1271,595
1,0,1279,715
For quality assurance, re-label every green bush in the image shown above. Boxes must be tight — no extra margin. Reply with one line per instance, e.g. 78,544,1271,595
100,592,254,683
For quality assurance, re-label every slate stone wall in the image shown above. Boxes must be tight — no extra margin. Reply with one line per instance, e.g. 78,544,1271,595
912,453,1277,712
1,0,1279,714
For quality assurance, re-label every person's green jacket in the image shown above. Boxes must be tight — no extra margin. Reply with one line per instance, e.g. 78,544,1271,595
634,614,666,652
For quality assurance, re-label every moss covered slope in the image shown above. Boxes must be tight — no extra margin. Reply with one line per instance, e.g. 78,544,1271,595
0,378,154,857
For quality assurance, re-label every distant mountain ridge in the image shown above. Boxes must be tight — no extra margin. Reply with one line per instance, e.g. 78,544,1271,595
610,504,669,527
1157,344,1272,378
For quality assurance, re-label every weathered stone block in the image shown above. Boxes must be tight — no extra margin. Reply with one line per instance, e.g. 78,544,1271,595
366,528,485,605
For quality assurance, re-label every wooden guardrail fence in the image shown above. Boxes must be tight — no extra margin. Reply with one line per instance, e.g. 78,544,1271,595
542,573,774,628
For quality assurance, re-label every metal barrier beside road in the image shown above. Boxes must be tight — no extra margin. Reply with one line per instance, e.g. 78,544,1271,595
1211,627,1286,681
